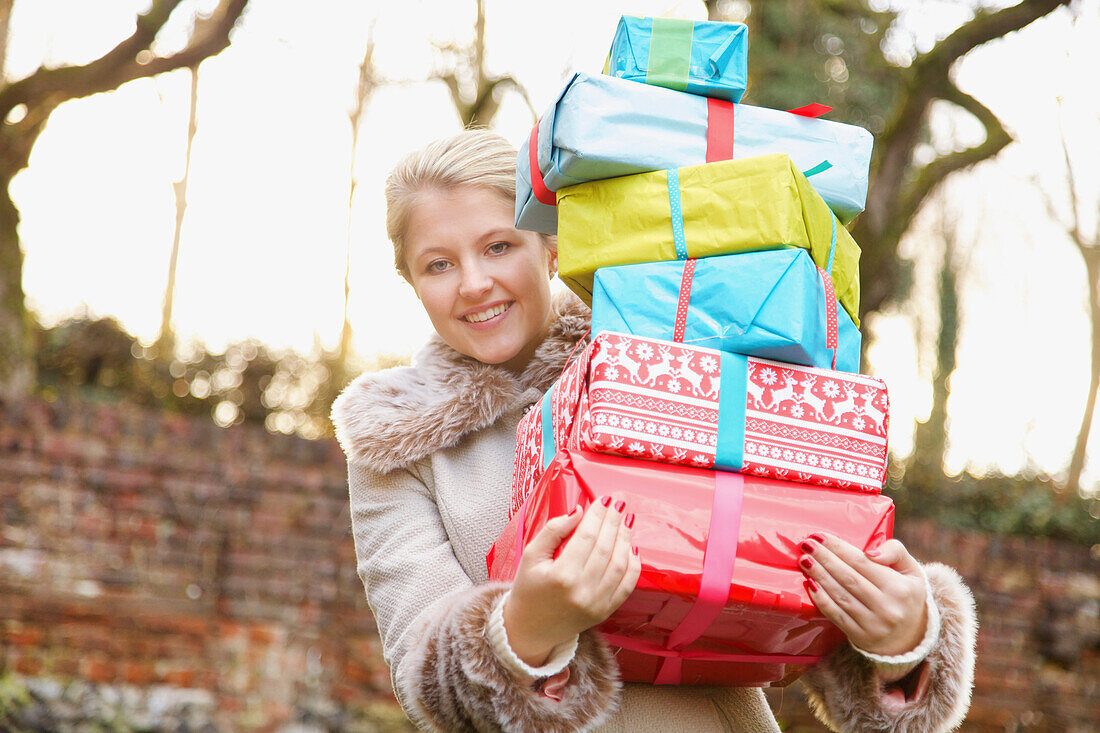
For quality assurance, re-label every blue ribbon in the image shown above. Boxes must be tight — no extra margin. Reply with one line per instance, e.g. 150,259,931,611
826,216,837,274
803,160,833,178
540,389,555,470
667,169,689,260
714,351,747,470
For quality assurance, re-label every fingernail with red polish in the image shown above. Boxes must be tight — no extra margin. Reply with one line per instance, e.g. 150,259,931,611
799,541,815,555
625,513,635,529
809,533,826,544
600,495,612,507
613,499,626,513
806,578,819,593
799,556,813,571
632,546,639,556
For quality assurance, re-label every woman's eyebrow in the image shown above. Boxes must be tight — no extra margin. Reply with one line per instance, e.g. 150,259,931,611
480,227,518,241
412,245,452,260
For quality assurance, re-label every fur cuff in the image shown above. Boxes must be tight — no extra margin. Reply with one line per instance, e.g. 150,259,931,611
399,582,620,732
800,563,977,733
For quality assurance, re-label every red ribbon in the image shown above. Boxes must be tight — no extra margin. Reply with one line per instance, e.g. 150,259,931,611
528,119,557,207
705,98,734,162
673,259,696,343
786,103,833,118
707,100,832,162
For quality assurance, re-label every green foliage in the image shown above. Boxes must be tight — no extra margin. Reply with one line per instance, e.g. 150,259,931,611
35,316,214,416
887,468,1100,546
0,675,34,732
740,0,898,133
32,315,407,440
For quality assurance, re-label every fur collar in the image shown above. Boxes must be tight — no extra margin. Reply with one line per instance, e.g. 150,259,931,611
331,291,589,473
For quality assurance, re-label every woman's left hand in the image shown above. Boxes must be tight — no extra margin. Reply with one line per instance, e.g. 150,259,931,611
799,533,928,656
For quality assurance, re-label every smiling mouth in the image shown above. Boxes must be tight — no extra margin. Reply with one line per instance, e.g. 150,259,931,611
462,302,513,323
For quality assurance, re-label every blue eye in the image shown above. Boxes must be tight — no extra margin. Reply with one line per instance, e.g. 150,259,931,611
426,259,451,273
488,241,511,255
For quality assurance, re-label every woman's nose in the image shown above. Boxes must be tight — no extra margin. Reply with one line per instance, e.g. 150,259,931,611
458,263,493,299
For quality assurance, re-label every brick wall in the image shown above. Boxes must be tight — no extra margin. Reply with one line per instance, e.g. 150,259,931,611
0,398,399,730
1,398,1097,731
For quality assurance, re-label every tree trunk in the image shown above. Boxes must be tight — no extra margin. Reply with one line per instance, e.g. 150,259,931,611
909,228,960,491
1065,251,1100,495
0,175,33,402
0,0,13,83
156,64,200,360
337,25,379,382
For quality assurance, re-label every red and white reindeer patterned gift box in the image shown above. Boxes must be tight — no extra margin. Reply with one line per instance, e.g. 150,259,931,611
512,331,889,508
581,331,889,491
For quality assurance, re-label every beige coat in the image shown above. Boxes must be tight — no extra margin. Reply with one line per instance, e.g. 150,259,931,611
331,293,977,733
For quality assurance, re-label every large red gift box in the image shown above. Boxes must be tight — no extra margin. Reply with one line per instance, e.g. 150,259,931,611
511,331,889,517
489,448,895,687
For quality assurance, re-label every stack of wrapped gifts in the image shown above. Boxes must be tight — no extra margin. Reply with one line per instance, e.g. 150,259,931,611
488,15,894,688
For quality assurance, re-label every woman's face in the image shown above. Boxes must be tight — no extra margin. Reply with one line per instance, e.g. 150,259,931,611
404,186,556,372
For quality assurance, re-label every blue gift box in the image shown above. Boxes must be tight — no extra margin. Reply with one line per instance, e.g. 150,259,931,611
516,73,872,234
605,15,748,101
590,249,861,373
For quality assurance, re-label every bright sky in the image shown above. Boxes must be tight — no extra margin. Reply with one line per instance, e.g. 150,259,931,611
8,1,1100,492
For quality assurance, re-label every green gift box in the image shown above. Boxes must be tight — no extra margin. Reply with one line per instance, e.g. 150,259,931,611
556,153,861,325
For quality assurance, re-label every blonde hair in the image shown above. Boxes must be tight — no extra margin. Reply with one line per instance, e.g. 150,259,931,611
385,129,518,282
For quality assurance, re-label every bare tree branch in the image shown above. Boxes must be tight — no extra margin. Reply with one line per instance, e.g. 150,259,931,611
857,0,1070,319
1055,98,1085,246
1045,95,1100,495
1033,170,1066,231
893,82,1013,237
498,76,537,120
0,0,246,115
428,0,535,128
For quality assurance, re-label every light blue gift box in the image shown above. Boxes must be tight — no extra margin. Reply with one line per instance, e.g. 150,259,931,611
605,16,748,101
515,72,872,234
590,249,862,373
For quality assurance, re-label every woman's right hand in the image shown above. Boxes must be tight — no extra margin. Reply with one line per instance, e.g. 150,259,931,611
502,496,641,668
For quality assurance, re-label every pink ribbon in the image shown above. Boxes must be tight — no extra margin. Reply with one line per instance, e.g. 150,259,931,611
673,259,696,343
652,471,745,684
815,265,839,370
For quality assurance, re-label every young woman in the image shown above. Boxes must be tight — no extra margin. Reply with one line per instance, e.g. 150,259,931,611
331,129,978,732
